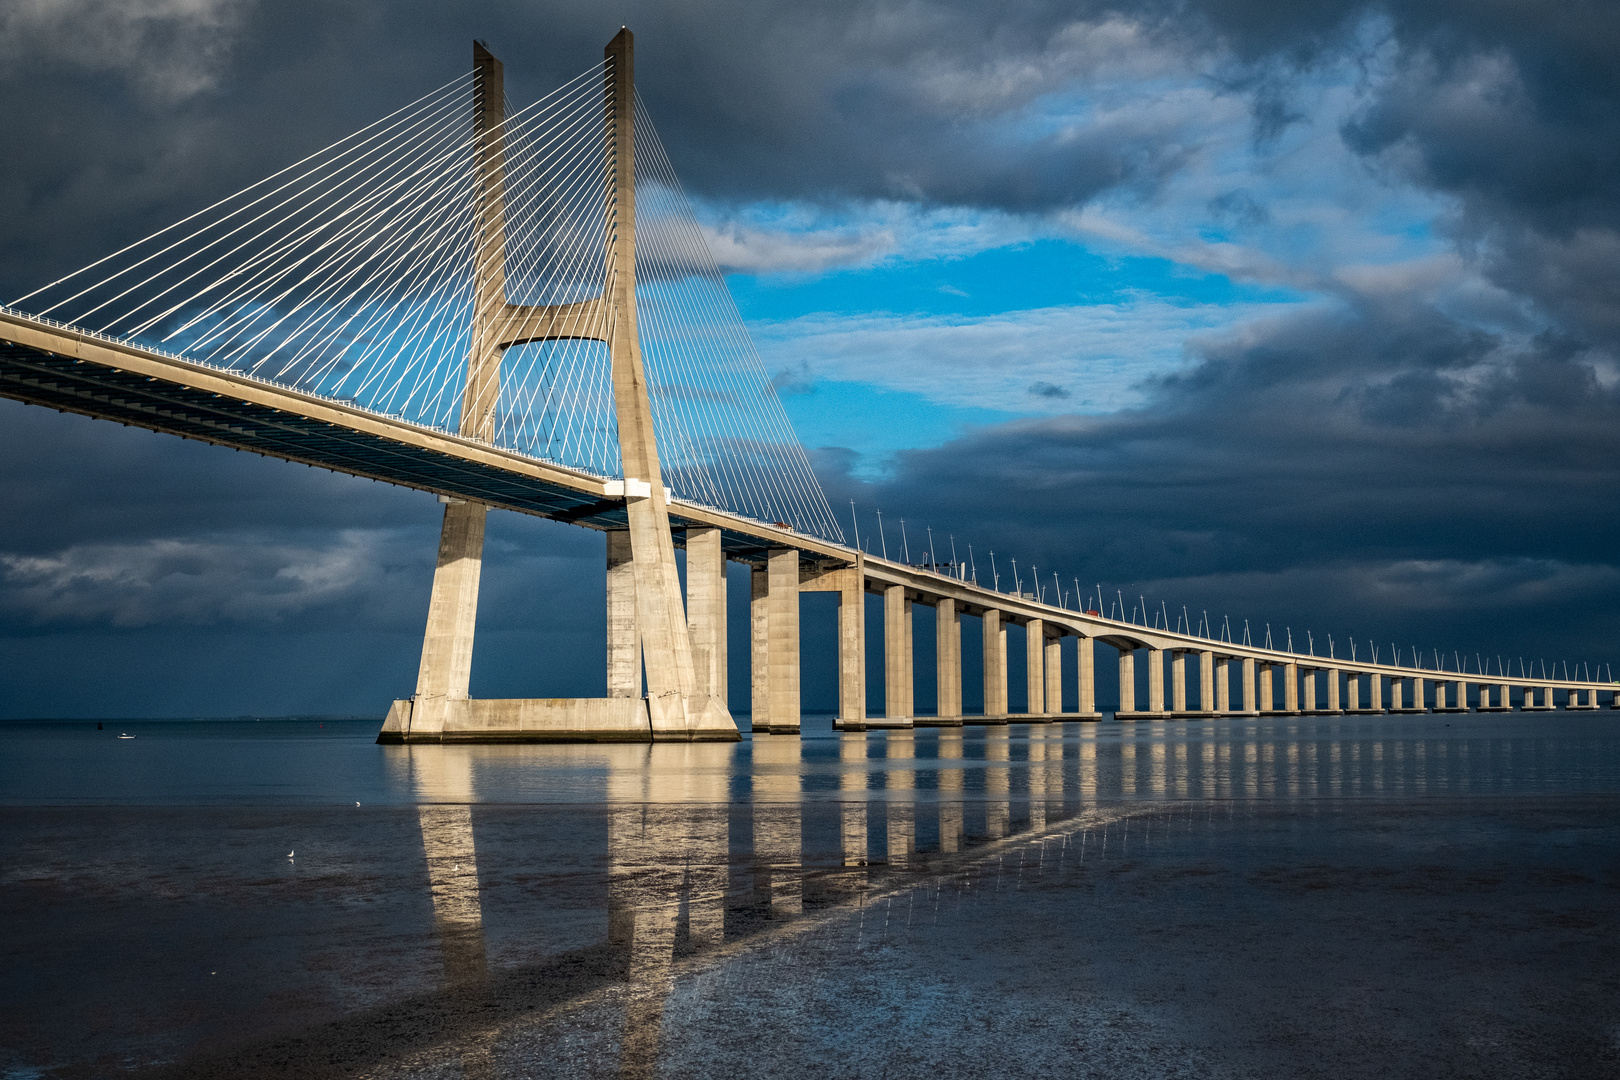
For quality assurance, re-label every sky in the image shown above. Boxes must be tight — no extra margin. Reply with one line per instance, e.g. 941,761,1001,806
3,0,1619,717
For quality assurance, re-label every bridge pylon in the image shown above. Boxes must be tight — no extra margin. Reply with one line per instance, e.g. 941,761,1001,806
381,29,739,743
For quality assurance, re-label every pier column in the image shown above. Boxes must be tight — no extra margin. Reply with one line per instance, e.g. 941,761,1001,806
1391,678,1404,711
607,528,640,698
1258,663,1273,713
1327,668,1340,712
411,499,489,736
1171,651,1187,714
1199,650,1215,714
1242,657,1257,715
1369,673,1383,711
935,598,962,723
1215,657,1231,714
685,528,724,706
1302,669,1316,713
1453,680,1465,711
1025,617,1045,717
836,560,866,726
1414,677,1427,712
1148,649,1166,716
750,566,769,730
1500,682,1511,710
1044,630,1063,718
1348,673,1361,711
1077,635,1097,717
1117,649,1136,714
1172,650,1185,718
1284,662,1299,713
982,609,1008,718
766,549,800,734
884,585,912,723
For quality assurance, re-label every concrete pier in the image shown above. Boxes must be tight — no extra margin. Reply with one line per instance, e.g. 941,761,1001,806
1171,651,1188,715
1118,649,1136,716
837,560,866,727
1199,650,1216,717
922,597,963,727
1077,636,1099,719
974,609,1008,723
1148,649,1167,717
1242,658,1257,715
878,584,914,728
1021,617,1046,720
765,549,801,734
1044,628,1062,720
685,528,725,705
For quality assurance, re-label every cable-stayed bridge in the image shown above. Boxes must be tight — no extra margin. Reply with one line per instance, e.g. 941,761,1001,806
2,29,1613,741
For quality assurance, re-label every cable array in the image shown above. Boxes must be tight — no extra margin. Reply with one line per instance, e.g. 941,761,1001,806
12,62,842,540
633,92,843,541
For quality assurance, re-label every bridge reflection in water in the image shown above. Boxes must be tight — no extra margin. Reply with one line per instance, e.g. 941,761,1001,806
351,713,1612,1079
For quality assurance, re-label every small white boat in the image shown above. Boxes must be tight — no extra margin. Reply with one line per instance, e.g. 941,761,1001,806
117,733,135,739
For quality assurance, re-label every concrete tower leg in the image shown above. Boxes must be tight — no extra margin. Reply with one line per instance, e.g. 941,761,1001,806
1327,668,1340,713
1391,679,1404,711
1026,617,1045,718
1284,663,1299,714
1348,674,1361,711
1045,632,1063,719
766,549,800,734
1302,670,1316,713
1242,657,1257,715
1370,674,1384,712
1258,664,1273,714
1414,677,1427,713
395,499,488,739
1216,658,1231,715
607,530,640,697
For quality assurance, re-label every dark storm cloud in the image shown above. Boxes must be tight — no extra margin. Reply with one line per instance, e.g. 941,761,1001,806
825,280,1620,662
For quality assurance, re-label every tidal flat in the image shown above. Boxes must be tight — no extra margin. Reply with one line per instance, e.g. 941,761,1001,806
2,713,1617,1079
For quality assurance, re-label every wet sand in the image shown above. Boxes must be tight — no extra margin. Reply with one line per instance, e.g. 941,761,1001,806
2,716,1618,1077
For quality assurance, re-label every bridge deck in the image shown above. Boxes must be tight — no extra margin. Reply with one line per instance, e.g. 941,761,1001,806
0,310,837,566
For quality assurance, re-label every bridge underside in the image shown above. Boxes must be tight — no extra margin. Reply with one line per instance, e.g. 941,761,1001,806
0,341,788,564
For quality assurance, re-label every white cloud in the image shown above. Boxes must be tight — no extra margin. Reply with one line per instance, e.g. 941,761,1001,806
753,298,1298,414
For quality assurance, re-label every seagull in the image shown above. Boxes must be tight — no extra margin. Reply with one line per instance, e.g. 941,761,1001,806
287,850,295,859
355,802,361,807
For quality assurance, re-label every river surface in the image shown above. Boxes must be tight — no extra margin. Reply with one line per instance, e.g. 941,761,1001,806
3,712,1618,1078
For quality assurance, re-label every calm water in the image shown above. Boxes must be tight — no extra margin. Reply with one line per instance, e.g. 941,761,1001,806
3,711,1618,805
3,713,1618,1079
